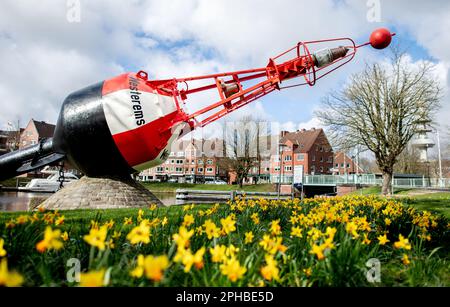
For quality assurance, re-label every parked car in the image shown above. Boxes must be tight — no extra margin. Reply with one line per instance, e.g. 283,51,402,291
167,178,178,183
205,179,227,185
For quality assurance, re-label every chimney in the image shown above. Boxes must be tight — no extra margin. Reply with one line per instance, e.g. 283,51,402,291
301,128,306,132
280,130,289,137
311,127,315,131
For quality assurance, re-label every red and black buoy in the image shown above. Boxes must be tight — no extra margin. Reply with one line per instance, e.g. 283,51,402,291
0,29,395,180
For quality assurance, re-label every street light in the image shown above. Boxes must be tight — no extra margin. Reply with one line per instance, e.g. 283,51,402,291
278,143,288,199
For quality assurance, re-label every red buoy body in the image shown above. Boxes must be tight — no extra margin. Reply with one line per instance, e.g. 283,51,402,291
370,28,393,49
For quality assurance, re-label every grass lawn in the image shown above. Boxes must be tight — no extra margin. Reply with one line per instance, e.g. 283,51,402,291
0,196,448,287
349,187,450,219
142,182,276,193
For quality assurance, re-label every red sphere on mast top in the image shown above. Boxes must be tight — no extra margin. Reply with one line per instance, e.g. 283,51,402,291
370,28,394,49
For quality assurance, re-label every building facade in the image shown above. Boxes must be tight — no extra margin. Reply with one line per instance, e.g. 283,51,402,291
269,128,334,183
333,151,364,175
19,119,55,149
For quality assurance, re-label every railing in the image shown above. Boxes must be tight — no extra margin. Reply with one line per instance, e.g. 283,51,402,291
176,189,292,204
269,174,450,189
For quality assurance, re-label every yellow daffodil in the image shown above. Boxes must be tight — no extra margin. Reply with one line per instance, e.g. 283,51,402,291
345,221,359,239
244,231,254,244
402,254,410,265
36,226,63,253
126,221,151,245
149,203,158,211
377,234,390,245
131,254,169,281
174,247,205,272
362,233,371,245
384,218,391,226
0,238,7,257
16,215,29,225
112,231,121,240
290,226,303,238
182,214,195,227
220,215,236,234
203,219,220,240
84,225,108,250
210,245,227,263
220,257,246,282
309,244,325,260
161,217,168,227
55,216,65,226
251,213,260,225
394,234,411,250
103,219,115,229
0,258,23,287
61,231,69,242
123,217,133,225
79,269,106,287
269,220,281,236
259,235,287,255
172,226,194,249
5,219,16,229
260,255,280,281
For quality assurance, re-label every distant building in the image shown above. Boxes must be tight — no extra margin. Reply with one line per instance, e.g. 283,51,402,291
269,128,334,183
19,119,55,149
0,129,22,155
333,151,364,175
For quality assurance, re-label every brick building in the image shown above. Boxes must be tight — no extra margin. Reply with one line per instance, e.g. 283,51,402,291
333,151,364,175
270,128,334,182
0,129,22,155
139,138,228,183
19,119,55,149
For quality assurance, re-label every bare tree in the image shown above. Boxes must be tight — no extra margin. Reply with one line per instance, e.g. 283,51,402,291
316,52,441,195
220,116,260,188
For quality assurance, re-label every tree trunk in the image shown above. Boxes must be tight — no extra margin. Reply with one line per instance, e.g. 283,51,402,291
381,171,392,196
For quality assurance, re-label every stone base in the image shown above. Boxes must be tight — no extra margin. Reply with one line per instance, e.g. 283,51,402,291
37,176,164,210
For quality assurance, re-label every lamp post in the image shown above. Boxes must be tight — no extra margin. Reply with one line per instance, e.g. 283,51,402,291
436,129,443,188
278,143,288,199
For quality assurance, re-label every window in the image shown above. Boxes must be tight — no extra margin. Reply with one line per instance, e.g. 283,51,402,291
170,160,175,164
176,159,183,164
312,156,316,161
274,155,280,162
175,167,183,172
320,146,323,152
165,167,169,171
207,159,213,165
284,166,292,172
315,145,319,152
197,167,203,173
170,152,175,157
320,156,323,162
284,155,292,161
156,167,164,172
320,166,324,172
198,160,203,165
297,154,304,161
341,163,344,168
206,167,213,173
274,167,280,172
311,165,315,173
347,163,350,168
265,167,270,172
335,163,339,168
177,151,184,157
191,168,194,173
328,157,333,163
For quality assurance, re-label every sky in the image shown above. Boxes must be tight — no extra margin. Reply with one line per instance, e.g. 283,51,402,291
0,0,449,148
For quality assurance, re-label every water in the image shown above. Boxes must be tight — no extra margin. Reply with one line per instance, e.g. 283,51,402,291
0,191,50,211
0,191,180,212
